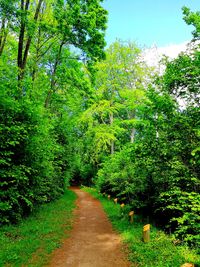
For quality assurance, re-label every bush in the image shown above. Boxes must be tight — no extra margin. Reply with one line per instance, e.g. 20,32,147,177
0,94,65,224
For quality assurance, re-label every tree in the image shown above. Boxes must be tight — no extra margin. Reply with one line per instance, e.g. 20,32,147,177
81,40,150,159
161,6,200,107
161,49,200,107
182,6,200,41
0,0,107,99
17,0,44,85
0,0,108,223
93,22,200,247
42,0,108,107
0,0,16,56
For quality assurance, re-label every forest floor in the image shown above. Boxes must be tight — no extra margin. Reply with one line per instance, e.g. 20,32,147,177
48,187,131,267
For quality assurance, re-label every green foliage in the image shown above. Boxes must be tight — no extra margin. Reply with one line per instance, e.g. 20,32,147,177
0,189,76,267
73,33,200,249
157,190,200,250
0,94,66,224
80,40,151,161
95,86,200,248
0,0,107,224
182,6,200,40
96,145,148,209
161,49,200,107
53,0,108,61
83,188,200,267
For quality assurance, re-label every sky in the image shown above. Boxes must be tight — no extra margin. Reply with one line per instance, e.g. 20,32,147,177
102,0,199,53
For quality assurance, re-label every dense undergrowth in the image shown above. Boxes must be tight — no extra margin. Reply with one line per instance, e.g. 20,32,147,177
0,95,66,224
0,189,76,267
95,104,200,249
83,187,200,267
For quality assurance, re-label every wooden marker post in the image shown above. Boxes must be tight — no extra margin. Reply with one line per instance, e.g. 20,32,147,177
143,224,150,242
114,198,118,204
108,195,111,200
129,211,134,223
180,264,194,267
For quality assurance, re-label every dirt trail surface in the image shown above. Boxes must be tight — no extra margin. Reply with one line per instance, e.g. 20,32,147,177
48,187,131,267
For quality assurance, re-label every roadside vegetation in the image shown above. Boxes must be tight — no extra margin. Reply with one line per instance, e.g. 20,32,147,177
0,189,76,267
83,187,200,267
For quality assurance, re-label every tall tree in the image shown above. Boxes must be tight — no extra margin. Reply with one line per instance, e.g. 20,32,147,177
81,40,150,159
17,0,44,85
44,0,108,107
182,6,200,41
1,0,107,99
0,0,16,56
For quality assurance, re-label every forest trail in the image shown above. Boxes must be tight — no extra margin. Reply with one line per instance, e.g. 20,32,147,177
48,187,131,267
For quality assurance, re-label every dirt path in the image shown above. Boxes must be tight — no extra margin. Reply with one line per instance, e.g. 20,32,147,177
48,187,131,267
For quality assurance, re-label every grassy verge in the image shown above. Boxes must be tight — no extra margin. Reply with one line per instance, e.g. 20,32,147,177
0,189,76,267
83,187,200,267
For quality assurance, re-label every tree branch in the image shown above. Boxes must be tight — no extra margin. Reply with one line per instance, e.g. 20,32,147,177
45,40,65,108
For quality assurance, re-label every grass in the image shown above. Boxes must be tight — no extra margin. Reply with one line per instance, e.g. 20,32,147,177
0,189,77,267
83,187,200,267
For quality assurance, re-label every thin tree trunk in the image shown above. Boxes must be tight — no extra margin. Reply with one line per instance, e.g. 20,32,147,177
0,18,8,56
155,113,159,139
127,110,136,143
45,41,64,108
22,0,43,70
109,112,114,154
0,18,5,48
130,128,135,143
18,0,27,83
18,0,43,88
111,141,114,154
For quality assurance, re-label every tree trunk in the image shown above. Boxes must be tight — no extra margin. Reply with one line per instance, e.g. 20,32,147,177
130,128,135,143
45,41,64,108
22,0,43,71
109,112,114,154
17,0,43,90
0,18,8,56
18,0,27,83
155,113,159,139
